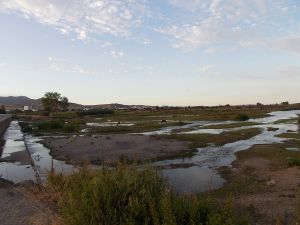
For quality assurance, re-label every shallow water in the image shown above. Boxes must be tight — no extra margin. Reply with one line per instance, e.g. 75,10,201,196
0,121,74,183
0,110,299,192
157,110,300,193
0,121,36,183
87,122,134,127
25,135,75,181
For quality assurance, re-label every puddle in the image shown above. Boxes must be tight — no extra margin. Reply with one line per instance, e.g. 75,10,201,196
286,147,300,152
87,122,134,127
162,166,224,193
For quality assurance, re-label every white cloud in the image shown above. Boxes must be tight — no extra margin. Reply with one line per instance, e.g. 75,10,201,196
198,64,214,72
272,36,300,54
47,57,95,74
0,0,148,40
110,50,125,59
203,47,217,54
168,0,209,11
160,0,299,51
278,65,300,78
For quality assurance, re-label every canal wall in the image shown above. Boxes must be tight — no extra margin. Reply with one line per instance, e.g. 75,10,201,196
0,115,12,137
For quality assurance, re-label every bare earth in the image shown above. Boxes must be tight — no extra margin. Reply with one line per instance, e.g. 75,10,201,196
0,180,55,225
230,147,300,224
43,134,190,165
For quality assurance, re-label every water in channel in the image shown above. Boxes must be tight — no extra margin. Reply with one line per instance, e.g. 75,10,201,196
0,110,299,193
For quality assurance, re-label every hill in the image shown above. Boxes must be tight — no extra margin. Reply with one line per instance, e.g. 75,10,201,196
0,96,149,110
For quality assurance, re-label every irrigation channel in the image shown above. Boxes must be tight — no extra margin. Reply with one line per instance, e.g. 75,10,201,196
0,110,299,192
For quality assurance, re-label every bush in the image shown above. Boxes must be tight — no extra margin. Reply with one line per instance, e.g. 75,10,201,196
235,114,250,121
77,109,114,116
63,123,77,133
288,158,300,167
35,120,64,130
48,166,250,225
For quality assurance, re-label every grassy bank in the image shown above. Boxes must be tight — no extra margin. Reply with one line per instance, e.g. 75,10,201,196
200,122,258,129
46,165,250,225
165,128,261,149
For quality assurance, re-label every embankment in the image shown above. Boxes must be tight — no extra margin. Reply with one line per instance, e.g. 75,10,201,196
0,115,12,137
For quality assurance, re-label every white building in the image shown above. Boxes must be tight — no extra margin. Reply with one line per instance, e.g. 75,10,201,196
24,106,33,111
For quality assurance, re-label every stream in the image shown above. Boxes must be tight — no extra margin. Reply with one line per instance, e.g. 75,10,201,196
0,110,299,192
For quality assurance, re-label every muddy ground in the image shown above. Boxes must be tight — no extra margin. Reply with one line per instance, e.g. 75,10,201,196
42,134,191,165
218,143,300,224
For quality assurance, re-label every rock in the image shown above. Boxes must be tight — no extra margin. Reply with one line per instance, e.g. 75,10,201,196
266,179,276,186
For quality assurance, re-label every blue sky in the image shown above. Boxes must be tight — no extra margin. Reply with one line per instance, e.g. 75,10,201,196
0,0,300,106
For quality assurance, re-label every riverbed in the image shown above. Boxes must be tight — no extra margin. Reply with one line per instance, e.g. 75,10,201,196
0,110,299,192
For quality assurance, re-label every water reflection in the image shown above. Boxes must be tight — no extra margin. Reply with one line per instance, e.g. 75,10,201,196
157,110,300,192
0,121,35,183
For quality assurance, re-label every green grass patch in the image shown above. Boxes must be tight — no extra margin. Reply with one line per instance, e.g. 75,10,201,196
166,128,261,149
275,133,300,139
90,121,188,134
273,118,297,124
201,122,258,129
234,143,300,169
47,166,250,225
20,120,84,134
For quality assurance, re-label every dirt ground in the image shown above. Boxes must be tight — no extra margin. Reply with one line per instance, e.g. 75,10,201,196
0,179,56,225
42,134,190,165
227,144,300,224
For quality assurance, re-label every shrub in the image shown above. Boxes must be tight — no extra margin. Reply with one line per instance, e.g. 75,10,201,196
77,109,114,116
235,114,250,121
63,123,77,133
288,158,300,167
48,166,250,225
35,120,64,130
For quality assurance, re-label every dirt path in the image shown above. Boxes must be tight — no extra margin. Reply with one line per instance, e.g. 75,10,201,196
0,180,56,225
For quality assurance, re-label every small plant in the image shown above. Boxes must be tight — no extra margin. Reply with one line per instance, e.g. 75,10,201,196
47,166,250,225
63,123,77,133
288,158,300,167
235,114,250,121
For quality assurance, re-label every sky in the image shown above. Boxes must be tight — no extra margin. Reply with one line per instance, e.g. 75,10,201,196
0,0,300,106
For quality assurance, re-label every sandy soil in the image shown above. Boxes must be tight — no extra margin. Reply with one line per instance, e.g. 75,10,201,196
0,179,55,225
230,146,300,224
43,134,190,165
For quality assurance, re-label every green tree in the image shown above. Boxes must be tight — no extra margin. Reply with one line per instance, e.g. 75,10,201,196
41,92,69,115
0,105,6,114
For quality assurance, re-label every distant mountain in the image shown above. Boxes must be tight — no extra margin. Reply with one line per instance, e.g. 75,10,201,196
0,96,38,105
0,96,41,109
0,96,149,110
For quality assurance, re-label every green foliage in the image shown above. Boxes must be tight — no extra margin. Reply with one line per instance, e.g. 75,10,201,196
48,166,250,225
36,120,65,130
77,109,115,116
235,114,250,121
288,158,300,167
0,105,6,114
41,92,69,113
63,123,77,133
168,128,261,149
34,120,79,133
